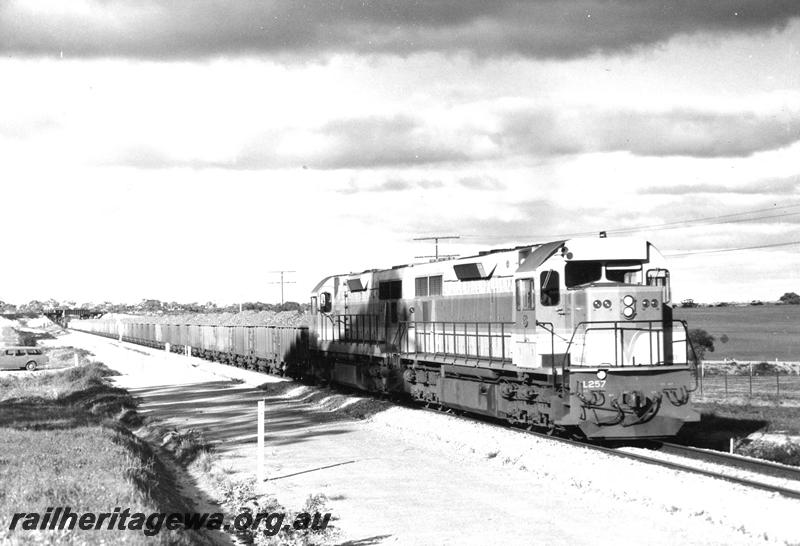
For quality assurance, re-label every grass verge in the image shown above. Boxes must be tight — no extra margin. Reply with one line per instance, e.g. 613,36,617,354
0,362,211,545
679,401,800,465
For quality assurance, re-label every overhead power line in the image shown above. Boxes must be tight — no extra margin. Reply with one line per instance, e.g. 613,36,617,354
467,203,800,242
268,270,296,305
665,239,800,257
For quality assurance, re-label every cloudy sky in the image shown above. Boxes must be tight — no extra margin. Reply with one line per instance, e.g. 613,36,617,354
1,1,799,306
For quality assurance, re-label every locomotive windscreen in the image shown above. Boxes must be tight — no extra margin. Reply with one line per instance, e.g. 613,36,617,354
565,261,643,287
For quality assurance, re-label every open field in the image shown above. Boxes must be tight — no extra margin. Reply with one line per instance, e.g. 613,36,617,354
674,304,800,361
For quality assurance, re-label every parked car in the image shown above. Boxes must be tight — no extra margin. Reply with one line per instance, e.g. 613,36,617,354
0,347,49,371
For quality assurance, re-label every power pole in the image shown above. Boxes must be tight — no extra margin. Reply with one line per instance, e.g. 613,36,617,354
414,235,460,262
268,270,296,306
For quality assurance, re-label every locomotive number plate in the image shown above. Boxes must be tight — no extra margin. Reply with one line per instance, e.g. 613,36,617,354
580,380,606,389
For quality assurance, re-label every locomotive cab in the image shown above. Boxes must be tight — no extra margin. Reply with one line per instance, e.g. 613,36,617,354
511,236,699,438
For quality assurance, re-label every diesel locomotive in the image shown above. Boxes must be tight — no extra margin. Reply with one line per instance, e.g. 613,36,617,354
309,235,699,439
70,235,700,440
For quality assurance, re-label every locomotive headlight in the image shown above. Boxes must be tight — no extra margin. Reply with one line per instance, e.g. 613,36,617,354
603,299,612,309
651,299,659,308
622,306,636,318
593,299,602,309
596,370,608,380
642,299,649,308
622,295,635,306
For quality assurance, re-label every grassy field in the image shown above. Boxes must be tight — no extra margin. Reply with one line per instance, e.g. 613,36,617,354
0,363,207,545
674,304,800,361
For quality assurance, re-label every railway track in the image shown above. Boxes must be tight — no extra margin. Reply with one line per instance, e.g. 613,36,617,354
657,442,800,483
521,429,800,500
416,405,800,500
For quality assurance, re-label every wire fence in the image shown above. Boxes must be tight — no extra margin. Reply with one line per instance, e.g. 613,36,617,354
696,361,800,403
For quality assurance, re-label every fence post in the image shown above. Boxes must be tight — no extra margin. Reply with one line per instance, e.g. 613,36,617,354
777,368,780,398
749,362,752,398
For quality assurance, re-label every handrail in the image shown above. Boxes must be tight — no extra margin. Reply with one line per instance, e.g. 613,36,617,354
536,321,558,388
400,320,513,361
560,319,695,372
320,313,383,343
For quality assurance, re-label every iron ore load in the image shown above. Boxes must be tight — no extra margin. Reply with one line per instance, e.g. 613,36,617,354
71,235,700,440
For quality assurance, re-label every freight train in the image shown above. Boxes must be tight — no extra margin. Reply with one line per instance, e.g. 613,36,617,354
71,235,700,440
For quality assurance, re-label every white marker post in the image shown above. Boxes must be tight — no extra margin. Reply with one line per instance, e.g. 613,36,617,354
185,346,191,357
257,399,265,484
74,352,79,367
165,342,171,353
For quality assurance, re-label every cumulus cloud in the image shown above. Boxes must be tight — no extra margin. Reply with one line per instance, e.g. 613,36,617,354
499,109,800,158
2,1,799,59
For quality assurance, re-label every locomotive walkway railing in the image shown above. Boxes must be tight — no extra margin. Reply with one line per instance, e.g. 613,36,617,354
321,314,384,344
399,321,513,362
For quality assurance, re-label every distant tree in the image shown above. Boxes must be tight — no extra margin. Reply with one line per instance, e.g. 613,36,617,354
779,292,800,305
135,299,165,313
689,329,715,361
19,300,44,313
279,301,302,312
240,301,275,312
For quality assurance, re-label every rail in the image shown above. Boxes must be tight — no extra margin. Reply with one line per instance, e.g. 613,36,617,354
400,321,513,361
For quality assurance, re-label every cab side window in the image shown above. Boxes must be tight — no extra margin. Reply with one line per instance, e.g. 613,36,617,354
646,269,671,303
540,270,560,306
516,278,535,310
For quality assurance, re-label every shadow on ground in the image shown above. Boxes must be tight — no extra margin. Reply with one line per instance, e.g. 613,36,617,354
126,379,387,451
676,412,769,450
